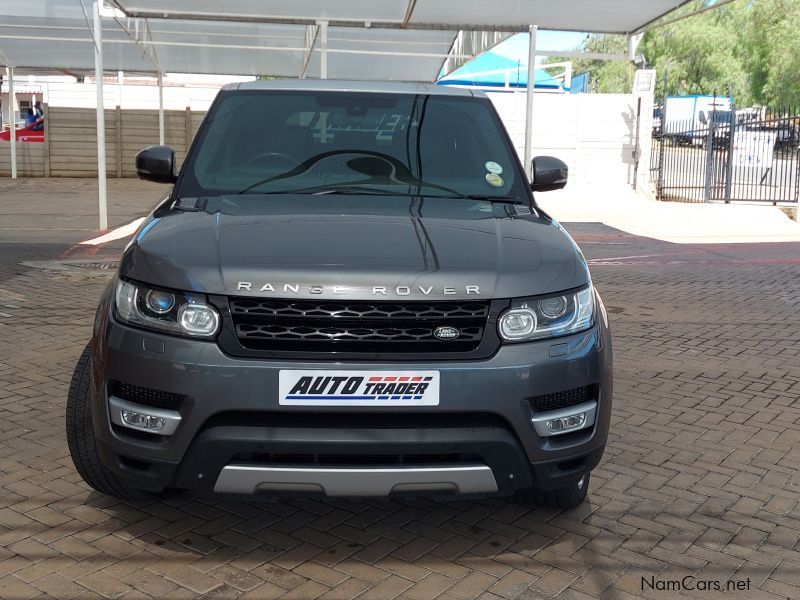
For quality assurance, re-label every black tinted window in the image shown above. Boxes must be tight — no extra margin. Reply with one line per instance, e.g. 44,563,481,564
180,91,523,199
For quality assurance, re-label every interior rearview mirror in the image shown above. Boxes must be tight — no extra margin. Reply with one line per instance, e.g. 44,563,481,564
136,145,177,184
531,156,568,192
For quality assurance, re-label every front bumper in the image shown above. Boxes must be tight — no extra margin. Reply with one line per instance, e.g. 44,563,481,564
92,304,612,498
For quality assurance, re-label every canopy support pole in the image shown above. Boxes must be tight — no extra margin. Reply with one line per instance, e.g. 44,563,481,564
317,20,328,79
523,25,538,180
7,67,16,179
157,71,164,145
93,0,108,230
627,33,643,60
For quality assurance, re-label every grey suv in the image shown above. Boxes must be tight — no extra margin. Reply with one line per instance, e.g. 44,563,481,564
67,80,612,509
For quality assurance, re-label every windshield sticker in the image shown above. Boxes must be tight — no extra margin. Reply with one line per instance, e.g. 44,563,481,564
485,161,503,175
485,173,504,187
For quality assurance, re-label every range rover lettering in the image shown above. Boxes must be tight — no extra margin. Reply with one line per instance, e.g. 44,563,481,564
66,80,612,509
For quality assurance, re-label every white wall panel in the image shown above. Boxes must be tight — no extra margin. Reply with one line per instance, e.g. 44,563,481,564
487,91,647,187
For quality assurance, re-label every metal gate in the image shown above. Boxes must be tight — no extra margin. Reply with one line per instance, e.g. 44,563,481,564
650,101,800,204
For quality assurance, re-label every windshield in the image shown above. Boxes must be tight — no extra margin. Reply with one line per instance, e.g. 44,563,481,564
713,111,732,124
701,109,732,124
178,90,526,200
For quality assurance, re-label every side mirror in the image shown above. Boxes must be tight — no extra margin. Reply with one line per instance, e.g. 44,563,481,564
136,145,177,184
531,156,568,192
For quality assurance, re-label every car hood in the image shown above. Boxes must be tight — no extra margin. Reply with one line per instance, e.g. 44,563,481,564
120,196,589,301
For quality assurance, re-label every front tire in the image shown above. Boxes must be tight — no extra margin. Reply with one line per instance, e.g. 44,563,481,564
519,474,590,510
66,343,151,500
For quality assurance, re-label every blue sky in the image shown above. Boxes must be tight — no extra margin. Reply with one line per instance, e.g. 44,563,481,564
492,31,589,65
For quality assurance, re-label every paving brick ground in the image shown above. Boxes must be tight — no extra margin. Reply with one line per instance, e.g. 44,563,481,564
1,181,799,599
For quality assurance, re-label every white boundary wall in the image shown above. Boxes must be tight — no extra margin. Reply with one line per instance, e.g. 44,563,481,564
45,82,222,111
487,90,653,190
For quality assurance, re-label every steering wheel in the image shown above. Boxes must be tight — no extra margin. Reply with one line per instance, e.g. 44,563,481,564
243,151,298,169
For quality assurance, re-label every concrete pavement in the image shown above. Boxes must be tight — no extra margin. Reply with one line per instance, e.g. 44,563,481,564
537,184,800,244
0,179,166,245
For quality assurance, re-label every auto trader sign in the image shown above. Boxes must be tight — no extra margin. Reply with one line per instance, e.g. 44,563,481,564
732,131,777,168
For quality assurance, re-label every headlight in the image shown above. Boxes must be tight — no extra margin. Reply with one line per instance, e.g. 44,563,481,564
498,284,594,342
115,279,219,338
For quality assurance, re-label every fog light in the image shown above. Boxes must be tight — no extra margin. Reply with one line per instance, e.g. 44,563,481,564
121,410,167,431
110,397,181,436
531,401,597,438
546,413,586,433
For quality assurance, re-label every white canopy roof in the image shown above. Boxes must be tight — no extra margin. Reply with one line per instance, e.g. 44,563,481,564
0,0,690,79
111,0,690,34
0,2,456,79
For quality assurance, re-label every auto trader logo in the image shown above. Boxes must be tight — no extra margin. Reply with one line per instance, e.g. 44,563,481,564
279,370,440,406
288,375,431,399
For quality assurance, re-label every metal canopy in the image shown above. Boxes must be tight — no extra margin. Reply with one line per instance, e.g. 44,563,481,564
110,0,691,34
0,0,694,77
0,3,456,80
0,14,150,74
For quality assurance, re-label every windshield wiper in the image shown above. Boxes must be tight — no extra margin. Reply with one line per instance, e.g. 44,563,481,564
422,194,524,204
255,188,523,202
228,186,413,196
230,187,524,202
309,187,412,196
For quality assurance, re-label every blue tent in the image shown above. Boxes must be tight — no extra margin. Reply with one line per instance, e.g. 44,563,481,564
570,72,590,94
437,50,566,90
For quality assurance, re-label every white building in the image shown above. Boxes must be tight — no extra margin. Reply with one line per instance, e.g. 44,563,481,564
1,83,44,128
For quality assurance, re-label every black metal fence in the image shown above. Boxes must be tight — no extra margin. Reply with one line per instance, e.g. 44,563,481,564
650,101,800,204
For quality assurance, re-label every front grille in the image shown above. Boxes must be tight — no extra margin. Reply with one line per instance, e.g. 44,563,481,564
228,298,490,354
529,385,596,413
112,382,184,411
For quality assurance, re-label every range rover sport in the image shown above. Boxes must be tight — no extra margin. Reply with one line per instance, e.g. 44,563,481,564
66,80,612,509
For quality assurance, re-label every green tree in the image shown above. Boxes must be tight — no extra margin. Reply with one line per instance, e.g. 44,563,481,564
544,0,800,108
640,0,751,103
639,0,800,107
743,0,800,107
543,34,632,94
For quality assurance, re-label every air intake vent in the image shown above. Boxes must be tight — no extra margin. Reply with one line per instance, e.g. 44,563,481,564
529,385,597,413
112,382,184,411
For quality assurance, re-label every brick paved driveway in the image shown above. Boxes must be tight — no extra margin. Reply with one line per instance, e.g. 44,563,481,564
1,185,799,599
